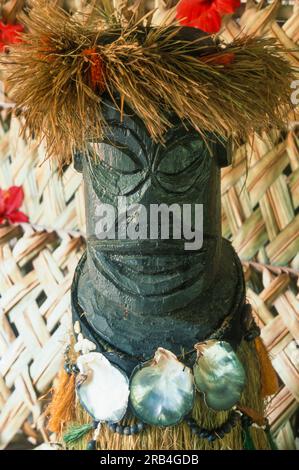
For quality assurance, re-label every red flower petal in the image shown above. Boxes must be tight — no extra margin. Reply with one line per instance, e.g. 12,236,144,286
192,9,222,33
176,0,212,25
7,210,29,223
0,189,6,214
3,186,24,214
0,21,24,34
176,0,240,30
0,21,24,51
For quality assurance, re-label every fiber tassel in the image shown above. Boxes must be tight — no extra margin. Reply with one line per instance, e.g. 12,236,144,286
265,426,278,450
63,423,94,445
254,337,279,398
46,368,76,434
242,424,256,450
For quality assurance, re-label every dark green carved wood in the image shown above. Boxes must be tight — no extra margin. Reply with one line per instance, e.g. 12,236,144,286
72,98,245,361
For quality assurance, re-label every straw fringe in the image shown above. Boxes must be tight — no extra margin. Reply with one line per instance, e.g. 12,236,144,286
3,1,295,166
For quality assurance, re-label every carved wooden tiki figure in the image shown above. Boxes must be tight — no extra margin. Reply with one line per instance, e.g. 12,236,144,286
6,2,293,450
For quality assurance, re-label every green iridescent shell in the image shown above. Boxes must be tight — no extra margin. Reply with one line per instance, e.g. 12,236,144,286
193,340,246,411
130,348,194,427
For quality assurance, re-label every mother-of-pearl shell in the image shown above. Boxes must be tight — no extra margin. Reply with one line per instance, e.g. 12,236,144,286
130,348,194,426
76,352,130,423
193,340,246,411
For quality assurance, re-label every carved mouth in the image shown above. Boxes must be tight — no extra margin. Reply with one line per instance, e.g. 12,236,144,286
88,234,218,255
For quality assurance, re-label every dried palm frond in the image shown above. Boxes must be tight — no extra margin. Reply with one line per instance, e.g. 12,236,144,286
152,0,178,25
2,0,296,167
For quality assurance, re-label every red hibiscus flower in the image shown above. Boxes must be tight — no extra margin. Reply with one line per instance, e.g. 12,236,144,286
0,186,29,224
176,0,241,33
0,21,24,53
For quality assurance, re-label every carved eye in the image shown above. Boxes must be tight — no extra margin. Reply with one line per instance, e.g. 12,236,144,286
89,142,142,174
157,139,207,175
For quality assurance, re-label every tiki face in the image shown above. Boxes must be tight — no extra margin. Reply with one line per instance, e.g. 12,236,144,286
80,99,228,252
74,99,239,358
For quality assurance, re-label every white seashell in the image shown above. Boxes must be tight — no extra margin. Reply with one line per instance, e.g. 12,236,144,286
130,347,194,426
74,338,96,355
34,443,62,451
193,340,246,411
76,352,129,423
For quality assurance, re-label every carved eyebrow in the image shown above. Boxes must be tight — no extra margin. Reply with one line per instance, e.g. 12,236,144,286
163,124,216,154
89,141,143,173
153,130,209,170
165,132,205,150
163,122,198,144
90,120,151,165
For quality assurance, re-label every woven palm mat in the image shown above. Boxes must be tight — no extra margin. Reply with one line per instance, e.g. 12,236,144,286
0,1,299,450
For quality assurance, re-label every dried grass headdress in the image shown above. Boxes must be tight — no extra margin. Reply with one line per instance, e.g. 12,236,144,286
3,0,296,166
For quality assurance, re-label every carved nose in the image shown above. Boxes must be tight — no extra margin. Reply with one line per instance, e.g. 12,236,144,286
138,175,162,206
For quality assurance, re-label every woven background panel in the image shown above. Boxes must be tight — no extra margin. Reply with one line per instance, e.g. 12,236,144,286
0,1,299,449
0,224,84,448
221,2,299,449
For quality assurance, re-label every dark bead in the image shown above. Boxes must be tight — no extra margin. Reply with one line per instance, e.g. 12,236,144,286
221,422,232,434
230,414,239,427
92,420,99,429
136,422,144,432
123,426,131,436
245,333,253,341
108,422,117,432
190,426,198,435
185,418,194,426
244,417,253,427
199,430,209,439
245,327,260,342
116,425,124,434
130,425,138,435
64,363,71,375
228,414,235,424
207,433,217,442
72,364,80,374
86,440,96,450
